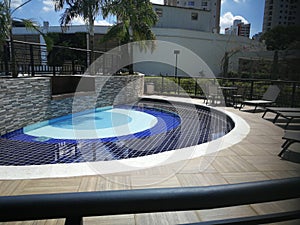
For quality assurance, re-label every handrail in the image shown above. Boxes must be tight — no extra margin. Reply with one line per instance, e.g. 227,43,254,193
0,177,299,224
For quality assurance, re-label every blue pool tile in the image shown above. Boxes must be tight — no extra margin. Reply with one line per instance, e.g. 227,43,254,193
0,100,234,166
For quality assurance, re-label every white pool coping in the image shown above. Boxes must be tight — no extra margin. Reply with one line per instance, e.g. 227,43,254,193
0,96,250,180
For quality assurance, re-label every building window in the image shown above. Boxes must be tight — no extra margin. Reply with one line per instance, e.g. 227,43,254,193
201,1,208,6
188,1,195,6
155,8,163,17
191,12,198,20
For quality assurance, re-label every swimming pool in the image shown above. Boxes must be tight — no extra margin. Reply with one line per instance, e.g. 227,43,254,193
1,99,234,166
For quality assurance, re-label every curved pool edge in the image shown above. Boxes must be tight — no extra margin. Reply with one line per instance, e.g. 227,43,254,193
0,97,250,180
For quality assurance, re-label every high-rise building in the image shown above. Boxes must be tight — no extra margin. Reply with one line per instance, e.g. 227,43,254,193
225,19,251,38
263,0,300,32
163,0,221,33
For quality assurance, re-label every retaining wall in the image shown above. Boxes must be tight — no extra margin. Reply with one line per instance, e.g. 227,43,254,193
0,74,144,135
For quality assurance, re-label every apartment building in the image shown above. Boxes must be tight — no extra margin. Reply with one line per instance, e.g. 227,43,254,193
263,0,299,32
225,19,251,38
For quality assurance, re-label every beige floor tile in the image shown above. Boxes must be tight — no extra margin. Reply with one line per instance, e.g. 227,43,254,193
77,176,99,192
230,144,274,156
135,211,199,225
263,171,300,179
220,172,269,184
197,205,257,221
251,198,300,214
19,177,81,195
177,173,227,186
175,157,218,174
211,156,258,173
242,155,300,171
130,173,180,189
95,175,132,191
84,215,135,225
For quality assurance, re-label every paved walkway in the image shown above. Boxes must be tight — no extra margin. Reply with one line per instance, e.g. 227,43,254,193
0,96,299,225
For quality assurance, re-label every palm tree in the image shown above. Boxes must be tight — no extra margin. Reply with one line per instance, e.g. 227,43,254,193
102,0,158,73
53,0,103,64
0,0,50,77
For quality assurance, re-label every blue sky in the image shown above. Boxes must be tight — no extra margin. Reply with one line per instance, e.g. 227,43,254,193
11,0,265,37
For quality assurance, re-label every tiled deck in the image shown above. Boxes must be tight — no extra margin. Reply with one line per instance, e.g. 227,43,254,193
0,96,299,225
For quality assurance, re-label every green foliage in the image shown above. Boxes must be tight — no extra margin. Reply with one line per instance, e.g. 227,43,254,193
261,25,300,50
102,0,158,45
53,0,103,29
46,32,86,66
0,1,9,44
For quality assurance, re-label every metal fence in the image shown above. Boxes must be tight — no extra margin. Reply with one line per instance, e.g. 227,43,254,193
0,40,121,76
144,75,300,107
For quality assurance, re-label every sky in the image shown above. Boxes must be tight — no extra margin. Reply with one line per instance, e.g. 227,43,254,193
11,0,265,37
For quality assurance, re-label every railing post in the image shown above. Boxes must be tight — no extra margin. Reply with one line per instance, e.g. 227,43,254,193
29,44,35,76
53,65,56,76
65,217,83,225
250,80,254,100
291,82,296,107
72,60,75,75
177,77,180,95
194,78,198,97
3,42,9,75
161,74,164,94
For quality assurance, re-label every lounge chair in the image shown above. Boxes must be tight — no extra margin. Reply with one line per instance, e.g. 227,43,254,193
239,85,280,112
278,130,300,159
262,107,300,123
273,111,300,128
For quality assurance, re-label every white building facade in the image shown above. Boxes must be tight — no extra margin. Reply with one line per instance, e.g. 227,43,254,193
153,4,212,32
163,0,221,33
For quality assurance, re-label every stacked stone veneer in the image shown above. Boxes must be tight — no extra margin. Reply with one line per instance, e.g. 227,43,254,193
0,74,144,135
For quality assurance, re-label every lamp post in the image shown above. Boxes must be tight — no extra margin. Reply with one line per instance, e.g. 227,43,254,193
174,50,180,94
174,50,180,77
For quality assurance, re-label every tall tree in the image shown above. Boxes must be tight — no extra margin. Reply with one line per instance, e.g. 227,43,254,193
102,0,158,73
53,0,103,64
261,25,300,50
0,0,50,77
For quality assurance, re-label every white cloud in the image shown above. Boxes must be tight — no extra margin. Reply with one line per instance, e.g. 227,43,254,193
11,0,23,8
42,0,54,12
220,12,249,34
150,0,164,4
233,0,246,3
70,17,112,26
221,0,226,4
95,20,113,26
71,16,86,25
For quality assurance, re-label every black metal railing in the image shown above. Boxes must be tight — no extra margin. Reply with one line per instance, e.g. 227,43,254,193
0,177,299,225
144,75,300,107
0,40,120,76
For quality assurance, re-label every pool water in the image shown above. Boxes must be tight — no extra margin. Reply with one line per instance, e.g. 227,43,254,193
24,107,160,140
0,100,234,166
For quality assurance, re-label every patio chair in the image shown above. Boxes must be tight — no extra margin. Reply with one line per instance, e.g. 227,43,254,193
232,86,245,108
239,85,280,112
205,84,222,105
278,130,300,162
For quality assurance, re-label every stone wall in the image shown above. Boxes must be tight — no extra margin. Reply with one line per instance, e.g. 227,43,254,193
0,74,144,135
